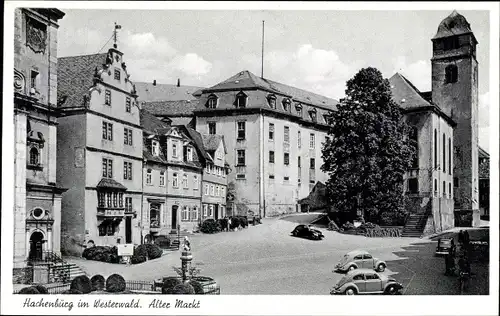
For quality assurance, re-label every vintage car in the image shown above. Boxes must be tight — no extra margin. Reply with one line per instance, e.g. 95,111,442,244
330,269,403,295
334,250,387,272
435,237,454,256
291,224,324,240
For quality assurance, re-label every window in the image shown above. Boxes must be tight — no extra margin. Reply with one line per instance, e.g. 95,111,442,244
102,158,113,178
204,184,209,196
208,122,216,135
454,177,459,188
354,255,363,260
30,70,39,93
221,187,225,197
310,158,315,169
284,153,290,165
434,179,438,196
268,95,276,109
98,192,105,207
102,122,113,141
237,121,246,140
125,97,131,113
282,98,291,112
353,274,364,281
106,192,112,207
366,274,380,280
207,164,212,174
309,133,315,149
443,37,460,51
269,123,274,140
99,222,115,236
146,169,152,185
203,204,208,217
237,150,245,166
193,175,199,190
443,133,446,173
363,254,373,259
182,206,189,221
113,192,118,207
207,96,218,109
172,143,178,157
210,185,215,196
119,193,123,208
284,126,290,143
173,173,179,188
105,89,111,105
183,174,188,189
449,182,452,198
408,178,418,194
442,181,446,197
269,151,275,163
298,131,301,148
123,161,132,180
298,156,301,168
216,186,220,196
448,138,452,175
295,103,303,116
187,147,193,161
114,69,121,81
160,171,165,186
309,109,317,122
208,205,214,217
236,92,247,108
29,147,39,165
191,207,199,221
152,140,159,156
124,128,133,146
445,65,458,84
434,129,438,169
284,176,289,181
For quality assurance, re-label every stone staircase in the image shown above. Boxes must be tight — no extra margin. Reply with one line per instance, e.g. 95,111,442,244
401,213,428,238
31,251,87,284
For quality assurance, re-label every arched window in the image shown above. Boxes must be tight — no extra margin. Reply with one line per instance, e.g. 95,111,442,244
434,129,438,169
267,94,277,109
309,108,317,122
282,98,291,112
235,92,247,108
448,138,452,175
442,133,446,173
445,65,458,83
173,173,179,188
295,103,303,117
146,168,152,185
191,206,199,221
207,94,218,109
434,179,438,196
29,147,39,165
159,171,165,186
182,174,188,189
182,206,189,221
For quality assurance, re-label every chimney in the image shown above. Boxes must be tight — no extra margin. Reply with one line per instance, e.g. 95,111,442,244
177,78,180,87
153,80,157,86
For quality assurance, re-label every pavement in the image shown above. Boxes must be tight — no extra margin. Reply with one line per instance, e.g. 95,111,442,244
58,217,488,295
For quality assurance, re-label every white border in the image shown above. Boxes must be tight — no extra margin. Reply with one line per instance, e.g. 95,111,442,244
2,1,499,316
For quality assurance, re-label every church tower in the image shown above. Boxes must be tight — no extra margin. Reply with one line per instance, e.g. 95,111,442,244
431,10,479,211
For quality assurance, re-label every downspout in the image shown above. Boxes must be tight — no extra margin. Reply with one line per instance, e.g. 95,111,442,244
141,157,145,244
260,111,265,217
47,10,55,252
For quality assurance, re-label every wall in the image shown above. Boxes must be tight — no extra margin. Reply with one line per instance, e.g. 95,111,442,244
14,112,28,268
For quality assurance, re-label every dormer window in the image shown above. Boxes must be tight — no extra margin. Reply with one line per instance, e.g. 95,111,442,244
282,98,291,112
172,143,178,157
295,103,303,116
323,112,334,125
187,147,193,161
267,94,277,109
445,65,458,83
308,108,317,122
152,140,159,157
207,94,218,109
235,92,247,108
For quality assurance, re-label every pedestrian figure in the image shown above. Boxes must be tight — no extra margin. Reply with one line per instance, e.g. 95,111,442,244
228,217,232,232
183,236,191,251
458,230,464,245
253,216,256,226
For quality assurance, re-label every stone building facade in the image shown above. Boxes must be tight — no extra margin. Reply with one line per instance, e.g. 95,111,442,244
57,45,143,255
13,8,66,275
194,70,333,218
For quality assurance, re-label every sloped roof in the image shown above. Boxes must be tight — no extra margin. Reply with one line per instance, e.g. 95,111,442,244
140,109,171,134
96,178,127,190
135,82,204,102
389,73,432,109
433,10,473,40
142,100,199,117
58,53,108,108
478,146,489,159
182,126,212,163
201,134,226,152
170,117,195,127
205,70,338,109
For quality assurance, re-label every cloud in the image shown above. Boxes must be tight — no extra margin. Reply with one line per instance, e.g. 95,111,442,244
168,53,212,77
478,92,490,152
392,56,431,91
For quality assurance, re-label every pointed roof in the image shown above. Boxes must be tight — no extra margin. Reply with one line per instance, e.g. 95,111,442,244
201,134,227,153
181,126,212,163
433,10,474,40
58,53,108,108
204,70,338,109
388,73,432,109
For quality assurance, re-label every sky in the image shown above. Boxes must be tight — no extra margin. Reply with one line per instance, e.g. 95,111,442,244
57,9,491,151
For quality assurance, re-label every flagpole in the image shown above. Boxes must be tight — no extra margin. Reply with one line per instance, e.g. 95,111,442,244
261,20,265,78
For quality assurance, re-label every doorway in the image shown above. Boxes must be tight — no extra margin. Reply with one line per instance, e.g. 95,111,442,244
215,205,219,220
125,216,132,244
29,231,44,261
171,205,178,231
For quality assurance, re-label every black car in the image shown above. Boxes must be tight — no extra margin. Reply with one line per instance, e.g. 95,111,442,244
291,224,324,240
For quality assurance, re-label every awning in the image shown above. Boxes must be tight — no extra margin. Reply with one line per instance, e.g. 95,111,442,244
96,178,127,190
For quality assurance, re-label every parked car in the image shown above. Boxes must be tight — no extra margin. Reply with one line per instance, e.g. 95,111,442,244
435,237,454,256
334,250,387,272
330,269,403,295
291,224,324,240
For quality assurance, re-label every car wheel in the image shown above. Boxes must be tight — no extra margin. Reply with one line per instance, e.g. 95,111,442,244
386,286,397,295
377,263,386,272
348,265,356,271
345,288,356,295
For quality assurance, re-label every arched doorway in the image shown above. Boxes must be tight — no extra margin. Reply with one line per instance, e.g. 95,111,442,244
29,231,44,261
171,205,178,232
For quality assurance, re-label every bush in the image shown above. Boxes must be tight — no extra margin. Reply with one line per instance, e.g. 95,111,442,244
90,275,106,291
62,289,82,294
70,275,92,294
236,216,248,228
189,280,204,294
200,219,221,234
155,235,171,248
130,255,147,264
33,284,48,294
363,227,401,237
217,218,228,230
106,274,126,293
131,244,162,264
82,246,119,263
171,283,195,294
229,217,240,230
162,277,183,294
18,286,40,294
341,221,355,231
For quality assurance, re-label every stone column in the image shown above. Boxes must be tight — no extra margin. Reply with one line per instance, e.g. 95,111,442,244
14,109,28,269
180,251,193,283
48,229,53,252
25,229,30,261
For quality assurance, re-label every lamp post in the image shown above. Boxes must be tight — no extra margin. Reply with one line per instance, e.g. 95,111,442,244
180,250,193,283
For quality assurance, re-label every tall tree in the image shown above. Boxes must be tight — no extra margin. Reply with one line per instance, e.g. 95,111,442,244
321,67,415,225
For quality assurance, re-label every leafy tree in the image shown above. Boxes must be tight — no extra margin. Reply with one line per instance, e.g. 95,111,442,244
321,67,415,225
